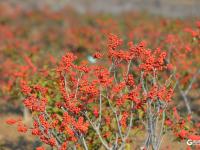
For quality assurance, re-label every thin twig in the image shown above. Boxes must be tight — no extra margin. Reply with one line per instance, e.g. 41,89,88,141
98,87,102,128
74,72,83,99
84,112,111,150
185,69,200,95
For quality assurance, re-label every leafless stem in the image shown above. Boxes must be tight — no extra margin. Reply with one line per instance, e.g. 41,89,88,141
153,69,157,85
185,69,200,95
126,60,132,77
106,96,124,141
44,111,63,145
178,86,192,114
141,72,147,94
175,68,199,115
63,74,70,98
74,72,83,99
114,133,119,149
36,115,61,149
81,135,88,150
84,112,111,150
119,101,134,150
124,101,134,140
156,110,166,150
98,87,102,128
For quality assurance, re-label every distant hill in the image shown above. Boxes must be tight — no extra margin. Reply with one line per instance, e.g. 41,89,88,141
1,0,200,17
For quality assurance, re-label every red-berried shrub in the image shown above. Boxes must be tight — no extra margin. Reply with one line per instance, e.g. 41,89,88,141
6,33,199,150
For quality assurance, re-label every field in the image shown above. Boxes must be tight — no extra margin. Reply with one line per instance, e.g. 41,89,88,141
0,1,200,150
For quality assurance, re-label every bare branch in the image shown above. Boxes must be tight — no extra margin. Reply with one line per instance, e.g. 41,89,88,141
104,95,124,141
84,112,111,150
74,72,83,99
185,68,200,95
156,110,166,150
63,74,70,98
124,101,134,140
98,87,102,128
126,60,132,77
141,72,147,94
81,135,88,150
